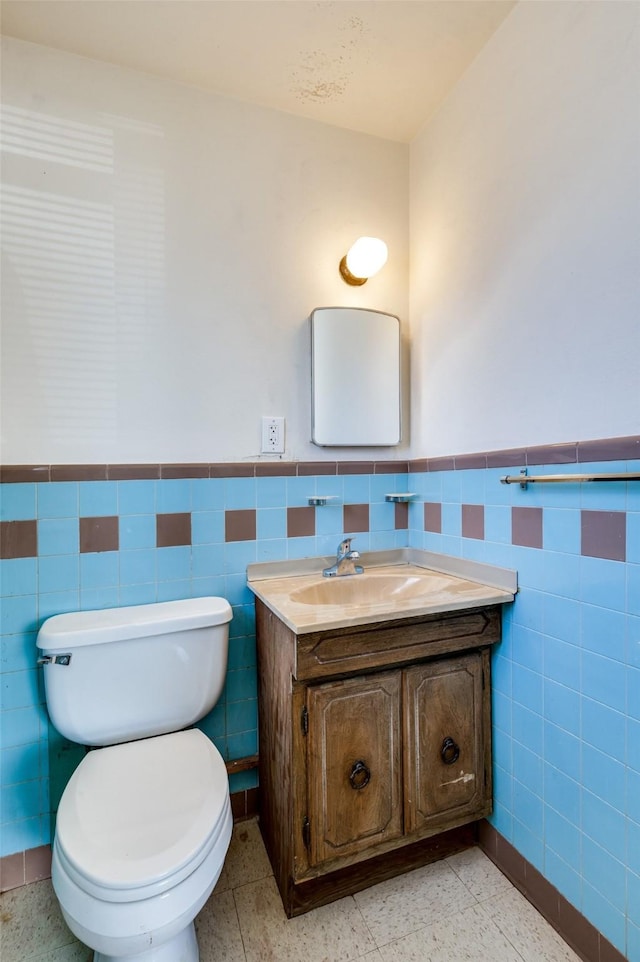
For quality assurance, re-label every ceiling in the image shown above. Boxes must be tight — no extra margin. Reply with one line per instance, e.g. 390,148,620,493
0,0,515,143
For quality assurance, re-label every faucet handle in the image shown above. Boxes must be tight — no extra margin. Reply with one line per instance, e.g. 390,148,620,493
338,537,353,555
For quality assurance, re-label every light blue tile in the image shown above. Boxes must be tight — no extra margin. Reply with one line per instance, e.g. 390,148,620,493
544,850,581,910
191,511,224,545
629,818,640,876
224,574,254,607
1,484,36,521
511,625,544,673
582,743,625,810
629,563,640,617
38,555,80,604
1,594,38,634
628,870,640,928
37,518,79,556
226,667,258,703
492,689,512,735
119,514,156,550
191,575,226,599
37,482,78,518
192,544,225,579
1,558,37,597
543,508,581,554
492,727,512,772
581,604,626,661
629,766,640,825
37,590,79,622
156,546,190,582
544,679,580,736
224,477,256,510
629,718,640,773
544,763,580,824
512,589,544,632
582,650,626,712
224,541,256,576
543,636,580,689
286,476,315,508
256,476,287,508
80,552,118,589
629,666,640,722
512,703,543,755
492,654,512,697
228,768,258,793
0,632,37,673
156,580,191,603
226,698,257,734
544,721,581,781
370,502,395,532
370,475,394,503
1,777,41,822
343,475,370,503
119,583,157,606
1,706,43,748
512,816,543,870
541,551,581,599
80,587,119,609
582,882,626,955
227,634,257,671
156,479,191,513
543,594,580,644
257,538,287,562
629,615,640,670
580,556,626,611
511,545,547,591
287,536,317,559
315,504,343,537
631,922,640,962
227,730,258,760
459,470,486,504
545,807,580,864
117,480,156,515
512,664,543,714
191,478,224,511
512,744,542,794
488,802,513,841
370,530,399,551
257,508,286,541
198,701,225,740
78,481,117,517
0,742,40,786
1,669,39,710
0,815,48,858
438,471,457,503
580,467,627,511
120,549,156,585
627,512,640,563
441,502,461,536
582,697,625,761
583,790,626,861
484,505,511,544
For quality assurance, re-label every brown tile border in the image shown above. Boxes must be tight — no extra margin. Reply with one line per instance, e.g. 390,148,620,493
479,821,622,962
230,786,260,821
79,516,119,553
0,520,38,559
0,436,637,483
343,503,370,532
0,845,53,893
462,504,485,540
225,509,256,543
512,506,543,549
287,506,315,538
156,512,192,547
581,510,626,562
424,502,442,534
394,502,409,529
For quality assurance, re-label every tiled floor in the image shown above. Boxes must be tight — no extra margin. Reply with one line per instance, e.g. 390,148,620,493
0,818,582,962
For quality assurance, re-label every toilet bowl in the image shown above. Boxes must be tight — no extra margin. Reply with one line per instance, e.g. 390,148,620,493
37,598,234,961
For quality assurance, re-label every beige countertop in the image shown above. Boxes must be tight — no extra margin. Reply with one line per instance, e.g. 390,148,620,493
247,552,516,634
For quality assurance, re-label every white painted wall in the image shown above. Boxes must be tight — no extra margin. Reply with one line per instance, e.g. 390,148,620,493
0,37,409,464
410,1,640,457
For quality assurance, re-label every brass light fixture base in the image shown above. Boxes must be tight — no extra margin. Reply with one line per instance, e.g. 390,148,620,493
339,256,367,286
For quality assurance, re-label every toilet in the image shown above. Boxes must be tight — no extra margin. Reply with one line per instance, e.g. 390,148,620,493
36,597,234,962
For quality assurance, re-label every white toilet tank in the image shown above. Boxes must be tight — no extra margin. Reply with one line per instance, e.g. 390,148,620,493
37,597,232,746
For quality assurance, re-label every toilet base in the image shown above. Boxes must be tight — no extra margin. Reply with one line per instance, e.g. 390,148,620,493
94,920,198,962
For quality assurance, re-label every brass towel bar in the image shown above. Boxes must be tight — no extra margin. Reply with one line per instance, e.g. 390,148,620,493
501,469,640,489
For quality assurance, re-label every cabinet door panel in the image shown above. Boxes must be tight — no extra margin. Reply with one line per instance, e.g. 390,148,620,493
307,672,403,866
404,653,488,833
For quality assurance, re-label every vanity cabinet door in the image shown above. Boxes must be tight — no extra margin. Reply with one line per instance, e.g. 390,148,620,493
306,672,403,867
403,652,490,833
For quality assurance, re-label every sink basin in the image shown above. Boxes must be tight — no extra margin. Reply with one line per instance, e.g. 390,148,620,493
289,572,453,607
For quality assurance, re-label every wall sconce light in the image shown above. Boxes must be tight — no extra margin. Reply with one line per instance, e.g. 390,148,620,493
339,236,388,286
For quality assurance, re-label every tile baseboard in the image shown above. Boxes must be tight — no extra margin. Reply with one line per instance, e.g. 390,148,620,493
477,821,627,962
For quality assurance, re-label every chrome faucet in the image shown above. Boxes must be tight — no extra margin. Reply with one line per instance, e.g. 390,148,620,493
322,537,364,578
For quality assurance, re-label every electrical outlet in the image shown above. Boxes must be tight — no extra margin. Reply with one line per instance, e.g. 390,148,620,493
261,416,285,454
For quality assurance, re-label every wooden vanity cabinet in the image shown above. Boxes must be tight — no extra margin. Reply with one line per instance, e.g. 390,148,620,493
256,599,501,917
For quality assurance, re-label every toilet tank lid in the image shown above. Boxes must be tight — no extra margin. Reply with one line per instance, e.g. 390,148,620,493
37,597,232,652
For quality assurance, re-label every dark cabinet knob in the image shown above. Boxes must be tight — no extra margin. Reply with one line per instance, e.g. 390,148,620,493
441,736,460,765
349,759,371,790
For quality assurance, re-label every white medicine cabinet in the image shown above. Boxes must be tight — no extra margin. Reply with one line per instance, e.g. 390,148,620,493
310,307,401,446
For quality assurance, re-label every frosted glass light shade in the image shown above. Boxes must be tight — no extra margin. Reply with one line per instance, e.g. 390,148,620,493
340,237,388,285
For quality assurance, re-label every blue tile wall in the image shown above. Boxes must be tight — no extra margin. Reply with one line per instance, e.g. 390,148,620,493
2,454,639,960
409,456,640,960
0,470,408,862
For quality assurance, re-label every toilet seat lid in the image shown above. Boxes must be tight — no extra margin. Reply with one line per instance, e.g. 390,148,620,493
56,729,229,891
